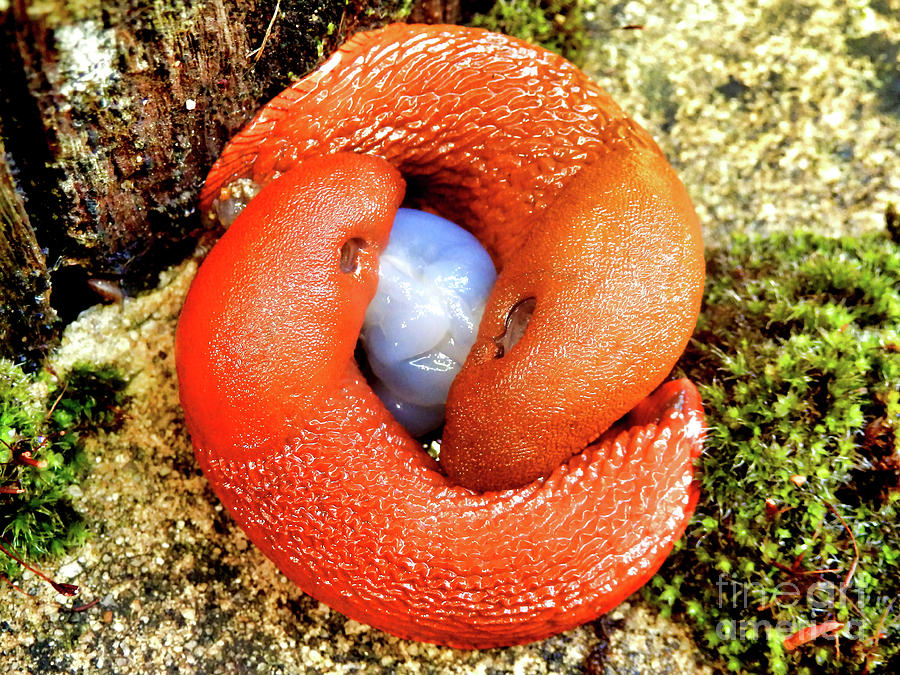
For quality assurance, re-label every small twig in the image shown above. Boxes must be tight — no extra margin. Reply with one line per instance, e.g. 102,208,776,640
861,599,893,675
0,539,78,596
783,620,844,652
44,381,68,421
772,561,842,576
71,597,100,612
14,450,47,469
827,502,859,591
249,0,281,63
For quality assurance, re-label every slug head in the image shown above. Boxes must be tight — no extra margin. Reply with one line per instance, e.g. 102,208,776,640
441,147,705,491
176,153,405,458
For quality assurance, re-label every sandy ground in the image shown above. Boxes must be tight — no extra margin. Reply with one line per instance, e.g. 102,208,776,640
2,0,897,673
1,260,709,674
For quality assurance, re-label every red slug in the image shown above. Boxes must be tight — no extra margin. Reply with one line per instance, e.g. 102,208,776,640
176,24,706,647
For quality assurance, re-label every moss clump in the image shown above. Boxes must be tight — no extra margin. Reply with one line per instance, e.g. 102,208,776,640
1,361,128,580
468,0,585,65
650,230,900,674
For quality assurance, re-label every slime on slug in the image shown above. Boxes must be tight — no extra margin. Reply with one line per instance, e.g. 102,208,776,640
360,208,497,437
179,23,706,648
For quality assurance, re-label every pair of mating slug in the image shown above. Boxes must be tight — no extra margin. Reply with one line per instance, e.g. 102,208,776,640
175,23,705,648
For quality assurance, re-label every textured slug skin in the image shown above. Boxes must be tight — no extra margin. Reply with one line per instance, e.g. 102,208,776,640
179,24,705,647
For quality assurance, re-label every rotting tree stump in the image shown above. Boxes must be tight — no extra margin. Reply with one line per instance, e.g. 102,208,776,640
0,0,475,367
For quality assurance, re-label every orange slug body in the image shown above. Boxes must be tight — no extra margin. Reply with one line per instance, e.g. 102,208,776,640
178,24,705,647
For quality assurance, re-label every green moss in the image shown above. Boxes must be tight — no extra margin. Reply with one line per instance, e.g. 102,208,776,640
649,230,900,673
468,0,585,65
381,0,416,22
1,361,128,579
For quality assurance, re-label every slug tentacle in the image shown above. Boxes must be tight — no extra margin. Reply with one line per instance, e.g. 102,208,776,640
178,23,706,647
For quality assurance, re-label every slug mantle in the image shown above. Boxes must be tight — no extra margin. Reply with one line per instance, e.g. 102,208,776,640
176,24,706,648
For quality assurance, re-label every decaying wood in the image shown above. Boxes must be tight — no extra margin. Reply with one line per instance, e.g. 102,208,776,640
1,0,450,364
410,0,463,24
0,131,56,367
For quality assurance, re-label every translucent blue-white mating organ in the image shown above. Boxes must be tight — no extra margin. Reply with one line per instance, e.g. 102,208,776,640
360,208,498,436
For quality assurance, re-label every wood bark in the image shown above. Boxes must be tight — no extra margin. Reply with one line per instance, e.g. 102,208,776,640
0,131,55,367
1,0,471,366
